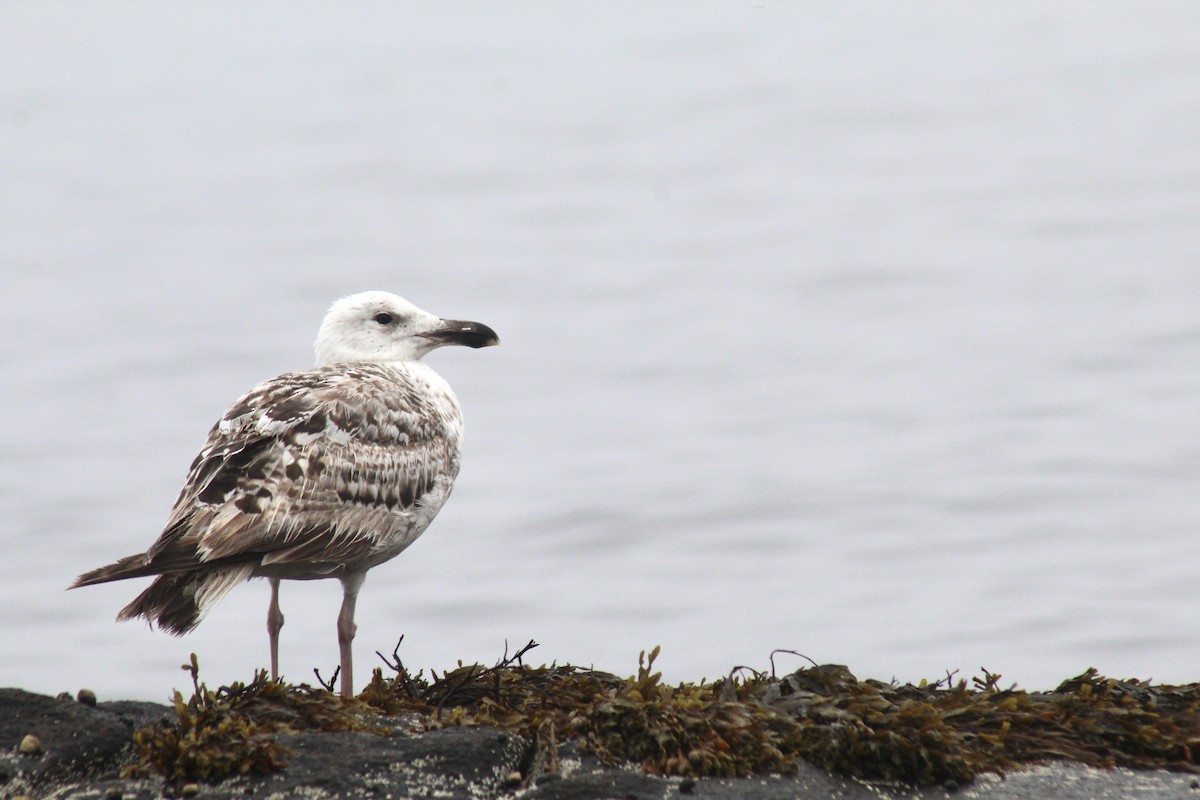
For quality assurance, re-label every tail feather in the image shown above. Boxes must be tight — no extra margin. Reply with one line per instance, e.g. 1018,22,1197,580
116,564,255,635
70,553,156,588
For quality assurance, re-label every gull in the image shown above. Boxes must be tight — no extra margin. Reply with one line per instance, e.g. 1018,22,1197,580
71,291,498,697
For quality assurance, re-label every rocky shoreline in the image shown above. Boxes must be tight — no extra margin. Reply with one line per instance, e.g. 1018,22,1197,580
3,685,1200,800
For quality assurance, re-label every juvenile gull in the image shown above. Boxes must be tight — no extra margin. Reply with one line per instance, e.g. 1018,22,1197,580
71,291,498,697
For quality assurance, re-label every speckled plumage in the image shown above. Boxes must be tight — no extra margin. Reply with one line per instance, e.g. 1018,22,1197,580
78,361,463,632
72,291,498,697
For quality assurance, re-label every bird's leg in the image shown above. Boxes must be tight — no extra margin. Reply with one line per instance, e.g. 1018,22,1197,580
267,578,284,680
337,572,366,699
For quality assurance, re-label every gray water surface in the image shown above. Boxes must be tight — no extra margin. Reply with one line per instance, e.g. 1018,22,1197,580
2,2,1198,700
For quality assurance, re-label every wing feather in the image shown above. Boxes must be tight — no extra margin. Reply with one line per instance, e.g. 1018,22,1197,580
139,363,463,576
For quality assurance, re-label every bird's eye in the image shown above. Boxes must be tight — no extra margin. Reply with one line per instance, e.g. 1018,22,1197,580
373,312,395,326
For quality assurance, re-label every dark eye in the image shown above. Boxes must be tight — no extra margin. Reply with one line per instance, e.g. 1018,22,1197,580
373,312,394,326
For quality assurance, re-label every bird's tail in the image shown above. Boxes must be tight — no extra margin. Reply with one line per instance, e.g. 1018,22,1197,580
70,554,158,588
116,565,256,635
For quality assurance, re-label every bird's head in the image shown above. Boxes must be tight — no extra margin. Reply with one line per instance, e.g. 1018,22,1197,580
314,291,499,366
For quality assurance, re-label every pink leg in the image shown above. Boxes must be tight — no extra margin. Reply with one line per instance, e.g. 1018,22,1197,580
337,572,366,699
267,578,284,680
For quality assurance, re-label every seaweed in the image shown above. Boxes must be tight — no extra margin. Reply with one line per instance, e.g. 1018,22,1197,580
126,646,1200,788
125,653,384,784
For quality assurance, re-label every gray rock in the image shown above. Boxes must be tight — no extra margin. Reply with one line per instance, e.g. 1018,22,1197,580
36,725,528,800
94,701,173,734
522,769,674,799
530,747,871,800
520,762,1200,800
226,726,528,799
0,688,161,787
6,687,1200,800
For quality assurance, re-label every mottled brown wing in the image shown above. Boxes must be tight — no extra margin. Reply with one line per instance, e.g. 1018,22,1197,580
142,364,462,573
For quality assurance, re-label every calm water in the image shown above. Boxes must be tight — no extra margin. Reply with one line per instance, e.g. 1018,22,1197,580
2,2,1198,701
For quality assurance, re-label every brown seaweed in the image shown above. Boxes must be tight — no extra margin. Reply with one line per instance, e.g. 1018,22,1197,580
127,645,1200,787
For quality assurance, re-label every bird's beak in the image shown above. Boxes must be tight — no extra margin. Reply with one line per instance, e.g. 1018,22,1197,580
422,319,500,349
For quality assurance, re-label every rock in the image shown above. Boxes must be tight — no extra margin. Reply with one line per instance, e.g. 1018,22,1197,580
0,688,165,787
93,701,173,733
521,769,673,799
39,725,530,800
531,746,871,800
224,726,529,799
6,687,1200,800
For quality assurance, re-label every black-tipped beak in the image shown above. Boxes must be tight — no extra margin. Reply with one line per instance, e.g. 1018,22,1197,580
423,319,500,349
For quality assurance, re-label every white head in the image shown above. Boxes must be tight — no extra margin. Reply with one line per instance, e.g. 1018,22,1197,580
314,291,499,366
